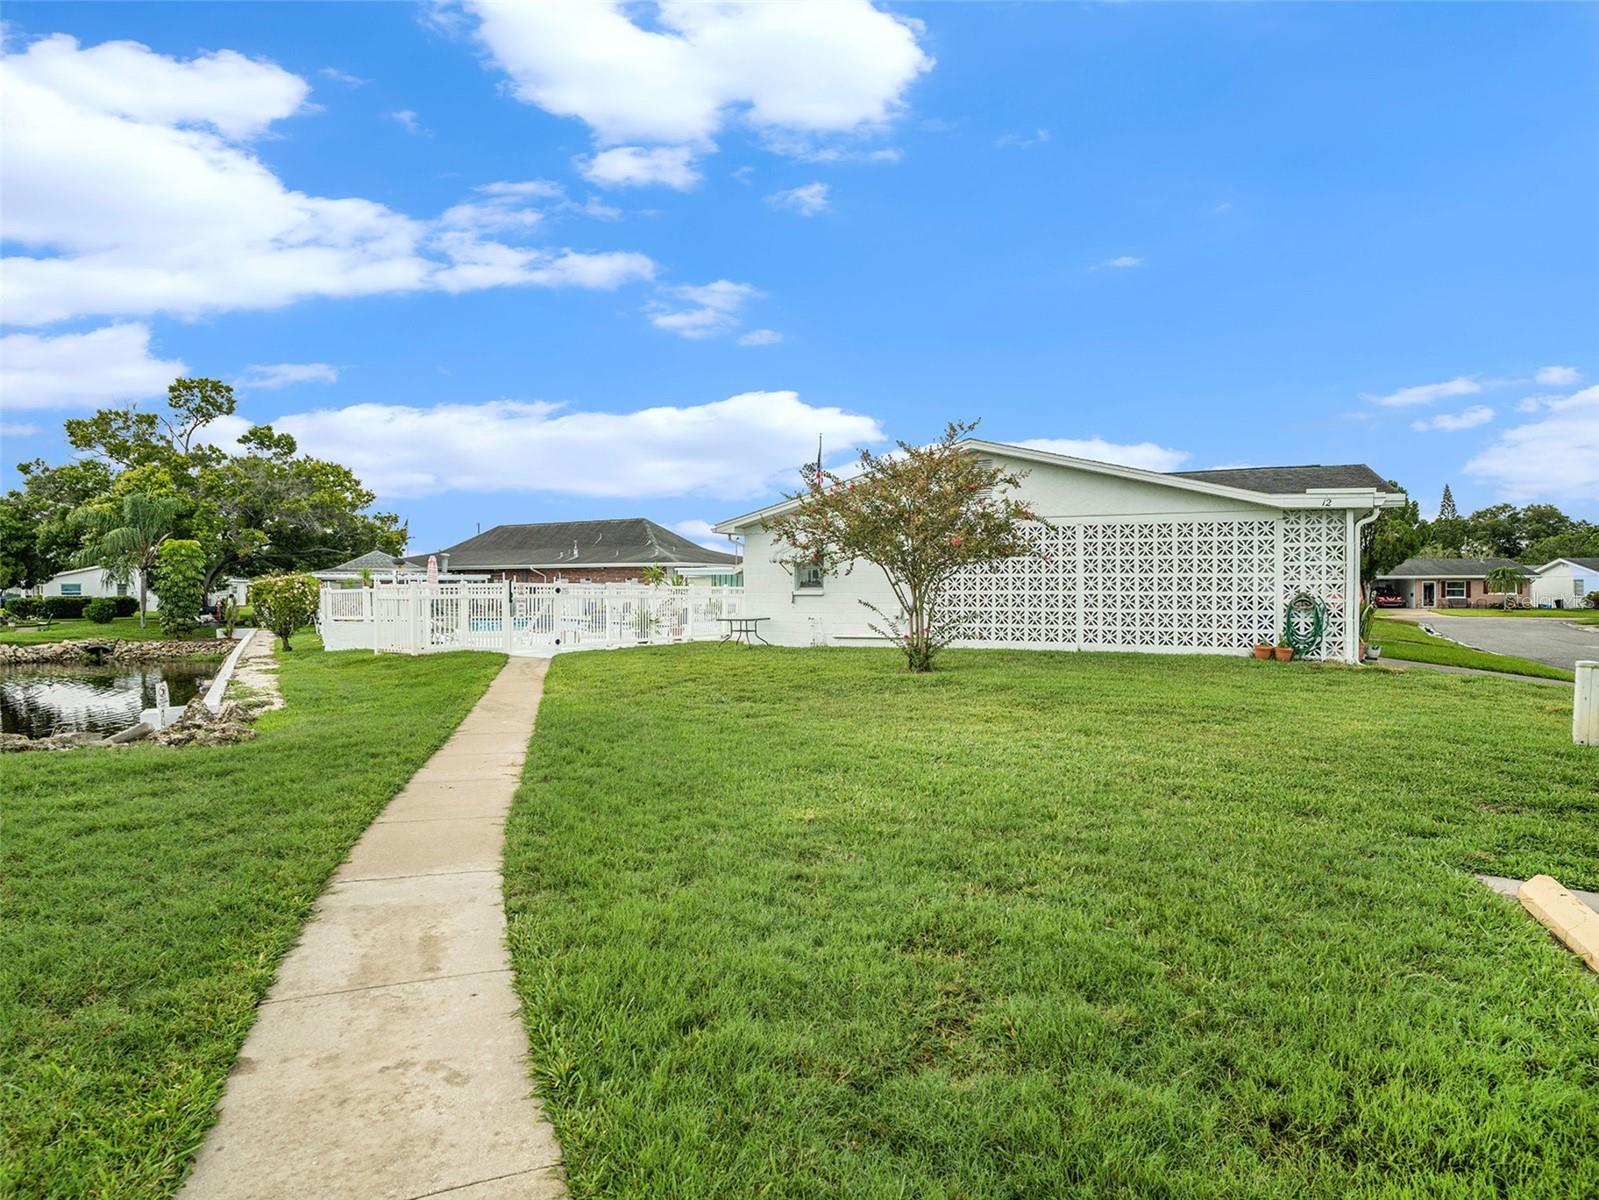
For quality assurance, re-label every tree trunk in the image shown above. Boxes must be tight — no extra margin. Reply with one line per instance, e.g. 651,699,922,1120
138,574,148,628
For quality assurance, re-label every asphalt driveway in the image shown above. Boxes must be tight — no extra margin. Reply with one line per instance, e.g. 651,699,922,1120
1421,615,1599,672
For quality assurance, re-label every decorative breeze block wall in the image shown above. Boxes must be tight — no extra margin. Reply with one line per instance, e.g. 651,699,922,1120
946,511,1348,660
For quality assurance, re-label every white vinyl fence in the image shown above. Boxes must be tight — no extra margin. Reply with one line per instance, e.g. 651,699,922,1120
320,582,743,656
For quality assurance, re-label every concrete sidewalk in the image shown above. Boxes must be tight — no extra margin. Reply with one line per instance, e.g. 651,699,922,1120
180,657,564,1200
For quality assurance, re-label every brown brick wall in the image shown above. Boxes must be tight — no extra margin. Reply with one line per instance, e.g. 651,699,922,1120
484,566,650,584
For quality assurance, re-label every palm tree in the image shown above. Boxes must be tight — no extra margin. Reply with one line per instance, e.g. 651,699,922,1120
74,493,184,627
1484,564,1529,610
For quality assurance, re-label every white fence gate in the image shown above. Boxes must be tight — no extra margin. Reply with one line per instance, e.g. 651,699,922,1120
320,582,743,656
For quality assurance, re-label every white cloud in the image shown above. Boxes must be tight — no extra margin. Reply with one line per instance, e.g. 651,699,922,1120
1466,385,1599,503
672,518,731,551
0,323,184,410
461,0,930,174
1102,256,1142,269
647,279,760,339
217,390,885,500
234,362,339,391
1410,405,1494,433
387,109,428,135
9,33,309,139
319,67,367,87
578,145,701,190
738,328,783,347
0,35,656,326
1,423,42,438
767,182,830,216
995,128,1049,149
1015,437,1190,473
1535,365,1581,387
1362,376,1481,408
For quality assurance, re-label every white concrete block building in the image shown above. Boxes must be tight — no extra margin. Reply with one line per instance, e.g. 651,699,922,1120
715,440,1405,665
1531,557,1598,609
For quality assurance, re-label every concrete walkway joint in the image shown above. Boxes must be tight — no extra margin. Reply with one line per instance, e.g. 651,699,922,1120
180,657,564,1200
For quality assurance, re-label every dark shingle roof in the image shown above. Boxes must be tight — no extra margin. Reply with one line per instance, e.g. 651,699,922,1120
427,518,738,569
1378,557,1526,579
1168,464,1390,493
1547,557,1599,571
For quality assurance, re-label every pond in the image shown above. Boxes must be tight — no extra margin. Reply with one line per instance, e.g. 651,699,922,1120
0,661,216,739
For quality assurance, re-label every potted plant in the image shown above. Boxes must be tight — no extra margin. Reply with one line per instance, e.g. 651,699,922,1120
1273,642,1294,662
1252,642,1273,659
1358,602,1377,662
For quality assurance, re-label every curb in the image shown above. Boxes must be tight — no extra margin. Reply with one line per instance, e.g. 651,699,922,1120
1518,874,1599,973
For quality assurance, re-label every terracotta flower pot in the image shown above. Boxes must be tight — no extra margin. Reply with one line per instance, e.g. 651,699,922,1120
1252,644,1272,660
1273,646,1294,662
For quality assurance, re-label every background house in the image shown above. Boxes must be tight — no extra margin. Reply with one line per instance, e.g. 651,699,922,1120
1530,557,1598,608
40,565,147,606
413,518,740,584
313,549,486,585
1375,557,1531,608
717,442,1403,664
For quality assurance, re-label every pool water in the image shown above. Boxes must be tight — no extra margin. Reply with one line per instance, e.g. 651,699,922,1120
0,661,215,739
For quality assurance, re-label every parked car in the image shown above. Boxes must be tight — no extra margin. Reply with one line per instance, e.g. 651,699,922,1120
1373,591,1405,608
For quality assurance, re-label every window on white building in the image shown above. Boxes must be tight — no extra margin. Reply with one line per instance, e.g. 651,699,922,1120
60,583,82,595
1444,581,1467,599
794,563,825,591
1576,578,1587,597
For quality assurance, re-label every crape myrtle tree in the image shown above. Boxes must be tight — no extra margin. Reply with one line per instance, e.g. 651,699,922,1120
764,421,1037,672
250,573,321,651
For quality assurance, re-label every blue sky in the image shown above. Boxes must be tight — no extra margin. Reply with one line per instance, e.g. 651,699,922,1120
3,1,1595,554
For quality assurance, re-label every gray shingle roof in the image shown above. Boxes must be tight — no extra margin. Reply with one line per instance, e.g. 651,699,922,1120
1168,464,1390,492
1378,557,1526,579
1548,557,1599,571
427,518,739,569
321,549,416,574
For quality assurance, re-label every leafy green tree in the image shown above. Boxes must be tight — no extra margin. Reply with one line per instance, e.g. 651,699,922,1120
0,495,50,592
1438,484,1458,521
153,539,208,636
250,573,321,651
764,420,1037,672
1361,482,1421,586
1464,503,1524,558
48,378,405,590
72,492,183,627
1524,525,1599,566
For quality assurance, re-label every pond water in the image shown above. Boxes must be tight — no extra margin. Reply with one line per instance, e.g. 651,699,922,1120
0,661,215,739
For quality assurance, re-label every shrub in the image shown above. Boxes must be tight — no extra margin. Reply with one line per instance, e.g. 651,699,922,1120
153,540,208,637
250,574,320,650
4,595,43,620
84,598,117,624
42,596,90,619
111,596,140,617
4,596,44,621
1586,590,1599,610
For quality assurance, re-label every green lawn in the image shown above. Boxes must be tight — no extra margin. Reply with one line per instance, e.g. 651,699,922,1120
1373,617,1576,681
0,615,221,646
505,645,1597,1199
0,635,506,1199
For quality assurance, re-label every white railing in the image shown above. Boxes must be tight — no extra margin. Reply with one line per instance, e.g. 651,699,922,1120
318,581,743,656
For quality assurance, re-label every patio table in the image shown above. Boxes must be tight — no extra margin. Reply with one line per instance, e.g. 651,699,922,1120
717,616,771,646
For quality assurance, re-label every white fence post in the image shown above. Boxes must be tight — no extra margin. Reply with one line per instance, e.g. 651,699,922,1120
1576,661,1598,747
